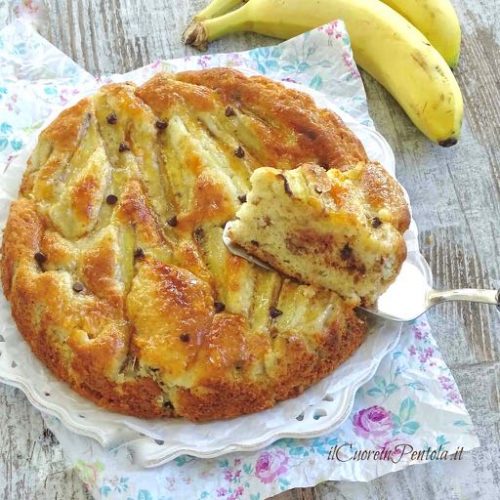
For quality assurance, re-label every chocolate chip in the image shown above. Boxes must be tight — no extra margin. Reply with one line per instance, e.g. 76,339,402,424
194,227,205,240
214,301,225,313
278,174,293,196
167,215,178,227
72,282,84,293
340,244,352,260
225,106,236,117
234,360,245,370
303,128,317,140
250,240,260,247
234,146,245,158
119,142,130,152
314,186,323,194
163,401,174,409
238,194,247,203
155,120,168,130
34,252,47,265
106,194,118,205
371,217,382,228
179,333,190,343
106,112,117,124
269,307,283,319
134,248,145,260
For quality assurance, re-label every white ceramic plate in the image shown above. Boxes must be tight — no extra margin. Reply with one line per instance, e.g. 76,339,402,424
0,73,429,467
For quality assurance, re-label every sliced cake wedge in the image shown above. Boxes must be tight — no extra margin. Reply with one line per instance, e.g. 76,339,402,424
225,162,410,306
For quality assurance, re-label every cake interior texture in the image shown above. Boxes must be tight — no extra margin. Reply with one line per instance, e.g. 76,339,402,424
226,162,410,306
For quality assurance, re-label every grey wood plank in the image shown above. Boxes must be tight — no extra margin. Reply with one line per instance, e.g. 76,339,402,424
1,0,499,498
0,385,91,499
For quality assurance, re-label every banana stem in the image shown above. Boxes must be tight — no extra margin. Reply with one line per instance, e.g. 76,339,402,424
194,0,244,21
184,3,252,50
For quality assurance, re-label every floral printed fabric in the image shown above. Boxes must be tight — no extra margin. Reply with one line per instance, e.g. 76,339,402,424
0,6,479,500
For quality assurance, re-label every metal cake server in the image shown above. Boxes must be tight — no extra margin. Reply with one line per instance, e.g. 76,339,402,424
363,259,499,322
223,225,499,322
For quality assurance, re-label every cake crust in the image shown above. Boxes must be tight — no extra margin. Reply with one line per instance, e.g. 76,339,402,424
1,69,368,421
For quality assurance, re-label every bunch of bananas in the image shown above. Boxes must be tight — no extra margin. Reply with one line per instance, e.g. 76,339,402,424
183,0,463,146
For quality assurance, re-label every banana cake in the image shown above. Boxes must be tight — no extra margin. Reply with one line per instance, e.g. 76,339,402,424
2,68,377,421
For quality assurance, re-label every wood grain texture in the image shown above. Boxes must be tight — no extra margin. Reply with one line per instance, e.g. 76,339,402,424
0,0,499,498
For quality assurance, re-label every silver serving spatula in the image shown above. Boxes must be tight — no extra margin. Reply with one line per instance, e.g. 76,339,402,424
223,225,499,322
364,259,499,322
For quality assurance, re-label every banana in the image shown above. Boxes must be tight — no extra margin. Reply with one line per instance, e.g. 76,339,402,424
195,0,462,67
380,0,461,67
193,0,243,21
184,0,463,146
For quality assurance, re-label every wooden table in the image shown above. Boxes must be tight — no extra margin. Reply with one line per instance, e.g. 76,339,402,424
0,0,499,498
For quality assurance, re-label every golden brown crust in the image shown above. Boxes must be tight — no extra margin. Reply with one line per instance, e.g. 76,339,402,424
175,68,367,169
1,69,370,421
361,162,411,232
1,199,44,299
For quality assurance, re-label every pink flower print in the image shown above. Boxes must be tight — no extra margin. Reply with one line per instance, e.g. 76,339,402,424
319,20,341,37
255,450,289,484
408,345,417,356
323,24,335,37
14,0,40,19
24,0,39,13
228,486,244,500
342,52,360,78
379,436,415,461
438,376,463,404
198,55,211,69
216,487,227,497
226,53,245,67
165,476,175,491
418,347,434,364
438,376,453,390
353,406,394,441
224,469,233,481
